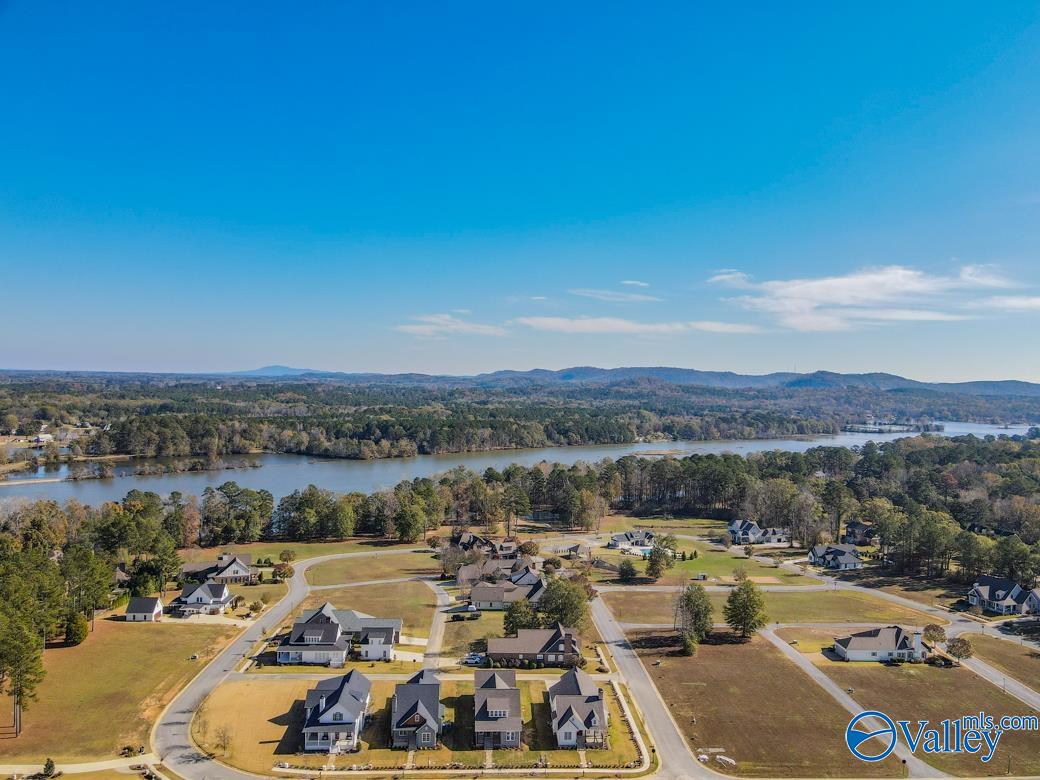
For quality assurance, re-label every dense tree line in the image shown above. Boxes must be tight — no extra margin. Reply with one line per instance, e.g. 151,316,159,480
11,372,1039,465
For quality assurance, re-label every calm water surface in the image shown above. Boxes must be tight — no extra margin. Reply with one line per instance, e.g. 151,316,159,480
0,421,1031,505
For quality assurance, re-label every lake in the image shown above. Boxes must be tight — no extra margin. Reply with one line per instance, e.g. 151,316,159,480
0,420,1031,505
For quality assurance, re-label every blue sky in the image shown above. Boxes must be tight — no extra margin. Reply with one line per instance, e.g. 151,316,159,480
2,2,1040,380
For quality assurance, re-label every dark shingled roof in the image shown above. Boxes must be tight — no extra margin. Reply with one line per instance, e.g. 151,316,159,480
126,596,161,614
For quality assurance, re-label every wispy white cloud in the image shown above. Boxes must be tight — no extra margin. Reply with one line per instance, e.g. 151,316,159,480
513,316,759,335
569,288,662,302
395,314,507,337
974,296,1040,311
620,280,650,287
711,264,1011,332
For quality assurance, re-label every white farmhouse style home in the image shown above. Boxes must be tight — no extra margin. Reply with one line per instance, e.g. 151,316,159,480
175,581,233,615
548,668,607,748
302,670,372,753
277,602,402,666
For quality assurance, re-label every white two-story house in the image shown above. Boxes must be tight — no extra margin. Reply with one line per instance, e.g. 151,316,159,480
302,670,372,753
548,668,607,748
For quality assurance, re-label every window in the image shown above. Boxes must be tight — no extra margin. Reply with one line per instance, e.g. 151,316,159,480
333,712,344,722
563,732,572,741
421,731,432,744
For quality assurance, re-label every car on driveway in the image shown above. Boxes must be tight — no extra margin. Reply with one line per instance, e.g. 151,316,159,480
462,652,484,665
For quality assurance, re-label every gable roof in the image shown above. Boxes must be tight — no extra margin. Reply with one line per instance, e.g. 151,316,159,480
392,670,442,731
126,596,162,614
487,623,580,656
297,602,403,633
474,670,521,733
178,581,230,602
610,530,655,545
549,669,605,733
471,578,546,604
834,625,917,653
971,574,1033,604
549,667,599,699
304,670,372,727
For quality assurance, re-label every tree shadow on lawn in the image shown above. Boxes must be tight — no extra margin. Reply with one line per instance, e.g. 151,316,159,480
629,629,749,656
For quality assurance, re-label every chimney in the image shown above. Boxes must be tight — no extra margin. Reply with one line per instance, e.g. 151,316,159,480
319,694,326,711
912,631,923,656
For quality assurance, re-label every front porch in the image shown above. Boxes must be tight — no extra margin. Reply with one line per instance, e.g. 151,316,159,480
303,729,358,754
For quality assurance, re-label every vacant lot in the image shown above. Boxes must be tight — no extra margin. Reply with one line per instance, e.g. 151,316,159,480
603,589,939,626
298,581,437,638
0,619,235,762
834,567,966,609
584,544,814,586
629,630,901,776
229,580,288,616
597,513,727,537
818,660,1040,776
969,634,1040,692
179,537,425,565
305,550,439,585
441,610,506,659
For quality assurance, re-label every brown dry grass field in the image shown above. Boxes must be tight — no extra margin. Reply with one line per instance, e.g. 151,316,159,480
834,567,967,609
297,580,437,638
0,619,236,762
305,549,440,585
816,659,1040,776
628,630,902,776
965,634,1040,695
602,588,940,627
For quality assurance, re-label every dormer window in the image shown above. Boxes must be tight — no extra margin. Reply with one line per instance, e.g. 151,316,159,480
489,708,508,718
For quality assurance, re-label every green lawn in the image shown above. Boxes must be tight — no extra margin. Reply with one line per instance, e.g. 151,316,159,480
228,580,288,616
441,610,506,659
298,580,437,638
304,550,439,585
582,543,815,586
0,619,236,762
602,588,941,626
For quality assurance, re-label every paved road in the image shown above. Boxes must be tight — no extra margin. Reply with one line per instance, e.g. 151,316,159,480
590,596,723,779
760,629,947,778
152,547,422,780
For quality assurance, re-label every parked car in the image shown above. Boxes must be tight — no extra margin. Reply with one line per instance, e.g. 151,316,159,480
466,603,478,612
462,652,484,665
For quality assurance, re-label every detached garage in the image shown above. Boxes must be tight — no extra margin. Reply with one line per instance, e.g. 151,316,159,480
125,596,163,622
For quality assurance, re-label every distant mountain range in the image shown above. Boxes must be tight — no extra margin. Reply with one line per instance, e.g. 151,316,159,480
229,365,1040,398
